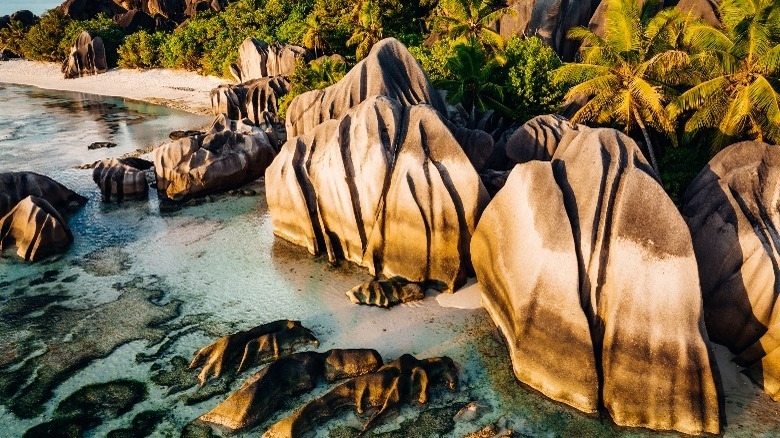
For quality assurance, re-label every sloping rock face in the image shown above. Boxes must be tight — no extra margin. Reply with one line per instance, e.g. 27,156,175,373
494,0,721,60
505,114,576,165
211,77,290,124
284,38,449,139
682,141,780,401
62,31,107,79
113,9,156,33
93,157,153,202
154,114,276,200
230,38,312,83
0,196,73,262
60,0,125,20
266,96,489,292
472,127,721,435
0,172,86,216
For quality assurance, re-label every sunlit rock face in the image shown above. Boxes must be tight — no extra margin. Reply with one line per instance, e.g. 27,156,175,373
266,96,489,292
472,126,721,435
0,196,73,262
284,38,449,139
62,31,107,79
505,114,577,165
93,157,153,203
230,38,312,83
0,172,86,216
682,141,780,401
154,114,277,200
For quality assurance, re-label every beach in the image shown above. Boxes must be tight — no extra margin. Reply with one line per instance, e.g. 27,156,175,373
0,59,227,115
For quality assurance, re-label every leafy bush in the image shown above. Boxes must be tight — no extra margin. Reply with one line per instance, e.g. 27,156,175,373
278,57,347,118
409,39,456,83
503,36,565,123
0,19,31,57
19,9,71,62
118,31,165,69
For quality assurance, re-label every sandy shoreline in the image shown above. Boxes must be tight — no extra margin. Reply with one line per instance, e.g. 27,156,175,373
0,59,228,115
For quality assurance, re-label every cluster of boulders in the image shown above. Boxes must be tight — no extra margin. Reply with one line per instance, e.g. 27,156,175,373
265,38,491,293
493,0,722,59
0,172,86,262
59,0,225,31
62,31,108,79
187,320,458,436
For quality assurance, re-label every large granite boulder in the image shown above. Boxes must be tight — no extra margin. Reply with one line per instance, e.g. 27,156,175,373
59,0,126,20
505,114,577,165
471,126,721,434
113,9,156,33
230,38,312,83
0,196,74,262
266,96,489,292
211,77,290,123
93,157,153,203
154,114,276,201
284,38,448,138
681,141,780,401
0,172,86,216
62,31,108,79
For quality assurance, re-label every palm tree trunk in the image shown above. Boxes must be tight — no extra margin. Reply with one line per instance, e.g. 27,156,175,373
632,107,661,180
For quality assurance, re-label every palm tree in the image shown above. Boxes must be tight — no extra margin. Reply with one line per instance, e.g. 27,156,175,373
346,0,384,60
437,0,516,51
437,40,510,114
668,0,780,149
302,13,329,58
553,0,690,176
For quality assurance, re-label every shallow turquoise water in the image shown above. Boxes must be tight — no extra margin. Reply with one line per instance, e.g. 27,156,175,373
0,84,777,437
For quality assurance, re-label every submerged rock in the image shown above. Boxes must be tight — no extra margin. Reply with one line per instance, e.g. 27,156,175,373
262,354,458,437
154,114,277,201
57,379,147,420
266,96,489,292
62,30,107,79
230,38,312,83
199,349,382,431
682,141,780,401
0,196,73,262
107,410,166,438
471,127,721,434
93,157,153,203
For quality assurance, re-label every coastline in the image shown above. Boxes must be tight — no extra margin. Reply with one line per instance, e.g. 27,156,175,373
0,59,228,115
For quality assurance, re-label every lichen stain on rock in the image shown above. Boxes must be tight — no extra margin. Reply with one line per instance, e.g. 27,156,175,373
0,277,181,418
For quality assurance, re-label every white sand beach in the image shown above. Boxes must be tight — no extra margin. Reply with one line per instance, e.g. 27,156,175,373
0,59,228,114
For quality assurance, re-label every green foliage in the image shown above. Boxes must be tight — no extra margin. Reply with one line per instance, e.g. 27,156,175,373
60,14,125,67
19,9,71,62
278,57,347,118
118,31,165,69
347,0,385,60
503,36,565,123
436,39,510,114
0,19,31,56
437,0,515,51
409,39,456,83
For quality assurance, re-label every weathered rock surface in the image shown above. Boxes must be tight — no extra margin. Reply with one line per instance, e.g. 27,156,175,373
211,77,289,124
62,31,107,79
682,141,780,401
284,38,448,138
113,9,156,33
262,354,458,438
505,114,576,165
0,172,86,216
153,114,276,201
230,38,312,83
60,0,125,20
93,157,153,203
199,349,382,431
266,96,489,292
0,196,73,262
346,277,426,308
471,127,721,434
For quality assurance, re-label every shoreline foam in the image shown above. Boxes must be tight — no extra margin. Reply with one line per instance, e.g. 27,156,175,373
0,59,228,115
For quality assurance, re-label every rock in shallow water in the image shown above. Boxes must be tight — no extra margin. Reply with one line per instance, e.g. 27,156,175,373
682,141,780,401
93,157,153,203
266,96,489,292
0,196,73,262
471,126,721,434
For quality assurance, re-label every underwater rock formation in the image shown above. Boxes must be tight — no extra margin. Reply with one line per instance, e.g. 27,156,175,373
93,157,153,202
266,96,489,292
62,31,107,79
230,38,312,83
346,277,426,308
189,320,318,385
682,141,780,401
0,171,86,216
471,126,721,434
154,114,276,201
262,354,458,437
199,349,383,431
0,196,73,262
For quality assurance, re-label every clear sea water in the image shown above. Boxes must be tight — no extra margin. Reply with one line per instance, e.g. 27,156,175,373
0,1,60,16
0,83,777,437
